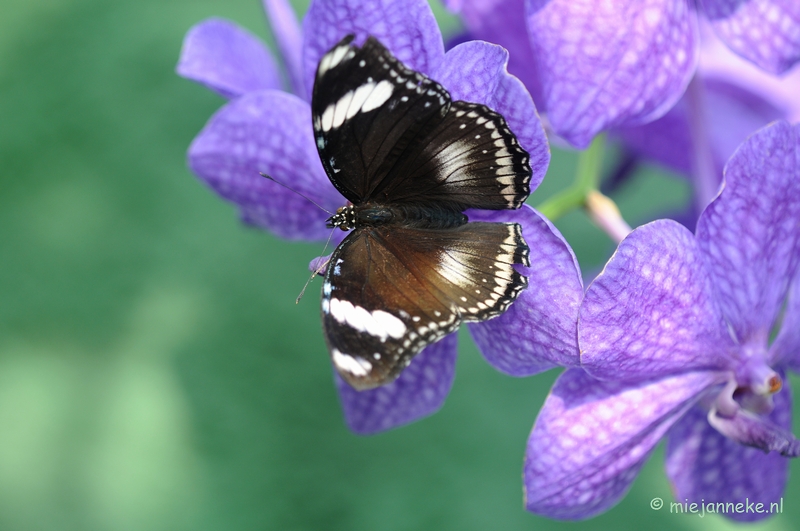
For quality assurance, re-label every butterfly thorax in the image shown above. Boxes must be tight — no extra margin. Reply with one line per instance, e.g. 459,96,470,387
326,203,468,231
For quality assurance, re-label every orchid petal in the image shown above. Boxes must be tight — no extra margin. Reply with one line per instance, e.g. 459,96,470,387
467,206,582,374
708,405,800,457
188,90,343,241
301,0,445,96
336,334,458,434
434,40,550,190
448,0,543,104
177,18,282,98
698,20,800,122
696,120,800,346
525,0,698,147
699,0,800,75
665,378,793,521
580,220,735,381
308,254,332,275
525,369,725,519
263,0,307,99
614,77,783,181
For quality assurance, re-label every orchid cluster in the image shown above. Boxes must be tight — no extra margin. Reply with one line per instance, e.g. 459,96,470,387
177,0,800,523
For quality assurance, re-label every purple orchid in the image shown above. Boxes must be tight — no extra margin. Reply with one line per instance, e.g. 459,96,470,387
615,22,800,212
447,0,800,148
177,0,584,434
524,120,800,520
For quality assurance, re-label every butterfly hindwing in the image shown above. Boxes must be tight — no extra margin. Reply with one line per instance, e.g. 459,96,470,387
312,36,451,203
322,222,529,390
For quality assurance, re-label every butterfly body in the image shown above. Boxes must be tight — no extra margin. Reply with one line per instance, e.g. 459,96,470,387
313,36,533,390
326,203,468,231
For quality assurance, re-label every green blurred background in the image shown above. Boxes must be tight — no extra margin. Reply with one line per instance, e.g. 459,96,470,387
0,0,797,529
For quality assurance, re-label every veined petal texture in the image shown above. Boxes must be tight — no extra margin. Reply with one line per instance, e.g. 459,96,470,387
188,90,342,241
526,0,698,147
696,120,800,346
524,369,725,519
580,220,735,382
700,0,800,75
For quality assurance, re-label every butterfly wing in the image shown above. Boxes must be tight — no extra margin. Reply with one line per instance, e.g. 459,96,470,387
313,36,531,211
312,36,450,203
322,222,529,390
372,100,532,209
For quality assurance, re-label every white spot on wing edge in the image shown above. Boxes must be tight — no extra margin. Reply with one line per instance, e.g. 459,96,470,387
321,104,334,131
372,310,406,339
332,349,371,376
347,82,376,120
332,90,353,129
328,299,406,341
320,45,350,76
361,80,394,113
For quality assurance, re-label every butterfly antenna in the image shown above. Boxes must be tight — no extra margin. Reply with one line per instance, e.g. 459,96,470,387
296,228,336,304
260,172,333,214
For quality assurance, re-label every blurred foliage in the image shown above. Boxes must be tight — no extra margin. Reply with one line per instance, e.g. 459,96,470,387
0,0,797,530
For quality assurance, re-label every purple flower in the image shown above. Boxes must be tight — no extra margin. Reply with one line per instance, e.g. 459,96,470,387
177,0,584,433
448,0,800,147
524,120,800,520
615,22,800,211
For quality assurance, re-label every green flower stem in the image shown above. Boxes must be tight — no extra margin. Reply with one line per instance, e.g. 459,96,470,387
536,134,632,242
536,134,607,221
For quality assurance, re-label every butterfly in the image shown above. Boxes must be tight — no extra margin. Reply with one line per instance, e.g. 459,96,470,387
313,35,532,390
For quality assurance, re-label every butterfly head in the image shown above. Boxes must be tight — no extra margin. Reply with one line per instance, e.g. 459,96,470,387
325,205,356,230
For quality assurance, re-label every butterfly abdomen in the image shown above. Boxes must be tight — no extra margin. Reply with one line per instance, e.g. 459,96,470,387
368,203,467,230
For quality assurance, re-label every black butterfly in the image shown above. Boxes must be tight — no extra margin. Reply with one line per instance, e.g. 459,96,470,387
313,35,532,390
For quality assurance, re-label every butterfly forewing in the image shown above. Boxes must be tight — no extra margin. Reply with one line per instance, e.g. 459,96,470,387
312,36,451,203
373,101,532,209
322,223,528,390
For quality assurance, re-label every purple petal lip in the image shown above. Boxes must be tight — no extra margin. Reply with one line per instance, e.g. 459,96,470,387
666,377,794,522
708,406,800,457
